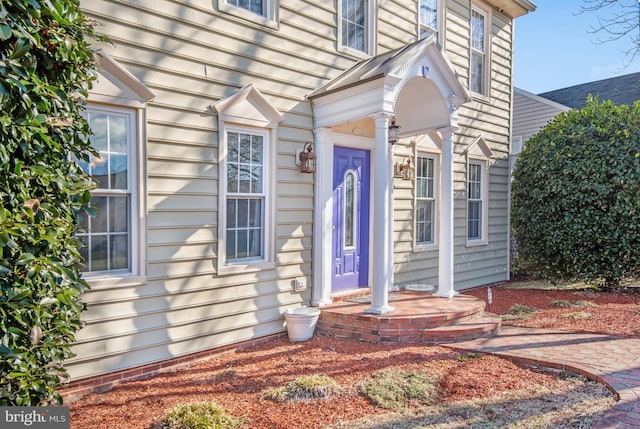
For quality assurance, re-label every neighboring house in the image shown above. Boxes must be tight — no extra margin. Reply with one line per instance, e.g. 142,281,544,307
512,72,640,161
68,0,535,391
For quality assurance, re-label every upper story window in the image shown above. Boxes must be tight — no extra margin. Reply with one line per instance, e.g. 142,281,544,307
419,0,439,39
470,6,488,95
415,154,438,245
339,0,373,55
221,0,279,28
78,106,137,276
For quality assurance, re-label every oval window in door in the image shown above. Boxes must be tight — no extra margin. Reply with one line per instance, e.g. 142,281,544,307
343,169,357,249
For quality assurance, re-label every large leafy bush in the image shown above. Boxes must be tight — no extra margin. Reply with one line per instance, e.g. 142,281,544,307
512,97,640,288
0,0,100,405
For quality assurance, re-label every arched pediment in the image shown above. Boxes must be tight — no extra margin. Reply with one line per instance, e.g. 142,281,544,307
309,35,470,133
212,84,284,128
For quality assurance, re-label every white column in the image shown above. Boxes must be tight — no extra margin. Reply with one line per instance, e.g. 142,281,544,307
434,128,458,298
311,127,333,307
365,113,395,314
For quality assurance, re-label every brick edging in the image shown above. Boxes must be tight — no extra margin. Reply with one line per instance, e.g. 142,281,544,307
59,332,287,403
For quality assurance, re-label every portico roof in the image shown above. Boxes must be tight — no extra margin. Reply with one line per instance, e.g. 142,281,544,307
309,35,471,135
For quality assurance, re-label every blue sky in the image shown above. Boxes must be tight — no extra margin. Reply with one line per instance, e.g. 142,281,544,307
513,0,640,94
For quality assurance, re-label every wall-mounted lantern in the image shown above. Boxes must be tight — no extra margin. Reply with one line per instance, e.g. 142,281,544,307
298,141,316,174
388,118,400,144
395,158,415,181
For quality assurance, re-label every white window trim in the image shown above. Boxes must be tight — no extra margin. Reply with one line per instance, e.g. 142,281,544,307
337,0,376,58
470,3,491,99
414,152,439,251
219,0,279,29
82,103,147,288
417,0,445,46
466,158,489,246
218,123,276,275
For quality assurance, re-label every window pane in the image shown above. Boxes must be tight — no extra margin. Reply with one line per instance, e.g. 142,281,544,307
251,165,263,193
251,135,263,163
471,53,484,93
110,153,128,189
226,230,236,259
91,235,109,272
249,199,262,228
111,235,129,270
110,196,129,233
237,199,249,227
239,165,252,193
237,230,249,258
227,164,239,193
227,199,237,228
239,133,251,163
228,133,239,162
344,172,355,247
92,155,108,189
91,196,108,233
89,113,108,152
248,228,261,258
109,115,127,153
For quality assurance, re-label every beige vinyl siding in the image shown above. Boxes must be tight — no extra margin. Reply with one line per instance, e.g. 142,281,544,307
71,0,358,379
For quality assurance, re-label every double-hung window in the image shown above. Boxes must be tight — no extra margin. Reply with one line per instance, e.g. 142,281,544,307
415,154,437,245
467,161,484,241
78,106,136,276
470,6,488,95
419,0,439,40
340,0,372,54
225,129,267,262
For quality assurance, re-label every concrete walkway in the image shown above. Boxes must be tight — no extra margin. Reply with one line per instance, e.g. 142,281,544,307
448,326,640,429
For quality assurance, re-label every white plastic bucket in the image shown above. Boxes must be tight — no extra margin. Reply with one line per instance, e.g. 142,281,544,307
284,307,321,342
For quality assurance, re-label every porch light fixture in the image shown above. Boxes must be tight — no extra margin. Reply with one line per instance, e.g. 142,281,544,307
388,118,400,144
395,158,415,181
298,141,316,174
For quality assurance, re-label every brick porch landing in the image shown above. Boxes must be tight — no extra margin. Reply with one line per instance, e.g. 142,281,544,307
317,291,501,344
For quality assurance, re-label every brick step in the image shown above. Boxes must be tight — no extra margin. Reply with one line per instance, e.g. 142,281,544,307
420,313,502,344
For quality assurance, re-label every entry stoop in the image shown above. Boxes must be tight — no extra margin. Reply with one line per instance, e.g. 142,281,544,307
316,290,501,344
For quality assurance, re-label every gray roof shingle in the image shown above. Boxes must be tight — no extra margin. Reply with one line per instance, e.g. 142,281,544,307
538,72,640,109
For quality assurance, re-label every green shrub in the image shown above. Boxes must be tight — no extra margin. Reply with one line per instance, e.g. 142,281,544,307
508,304,536,315
359,369,439,410
263,374,341,402
158,402,244,429
0,0,101,405
551,300,597,308
512,97,640,288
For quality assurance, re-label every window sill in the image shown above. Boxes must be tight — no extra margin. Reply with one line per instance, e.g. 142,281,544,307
414,243,438,252
466,239,488,247
337,44,371,60
218,260,276,276
218,2,279,30
83,274,148,289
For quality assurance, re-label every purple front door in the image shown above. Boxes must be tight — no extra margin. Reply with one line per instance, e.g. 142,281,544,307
332,146,370,292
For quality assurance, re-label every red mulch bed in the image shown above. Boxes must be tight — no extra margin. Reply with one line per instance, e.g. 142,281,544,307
68,286,639,429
